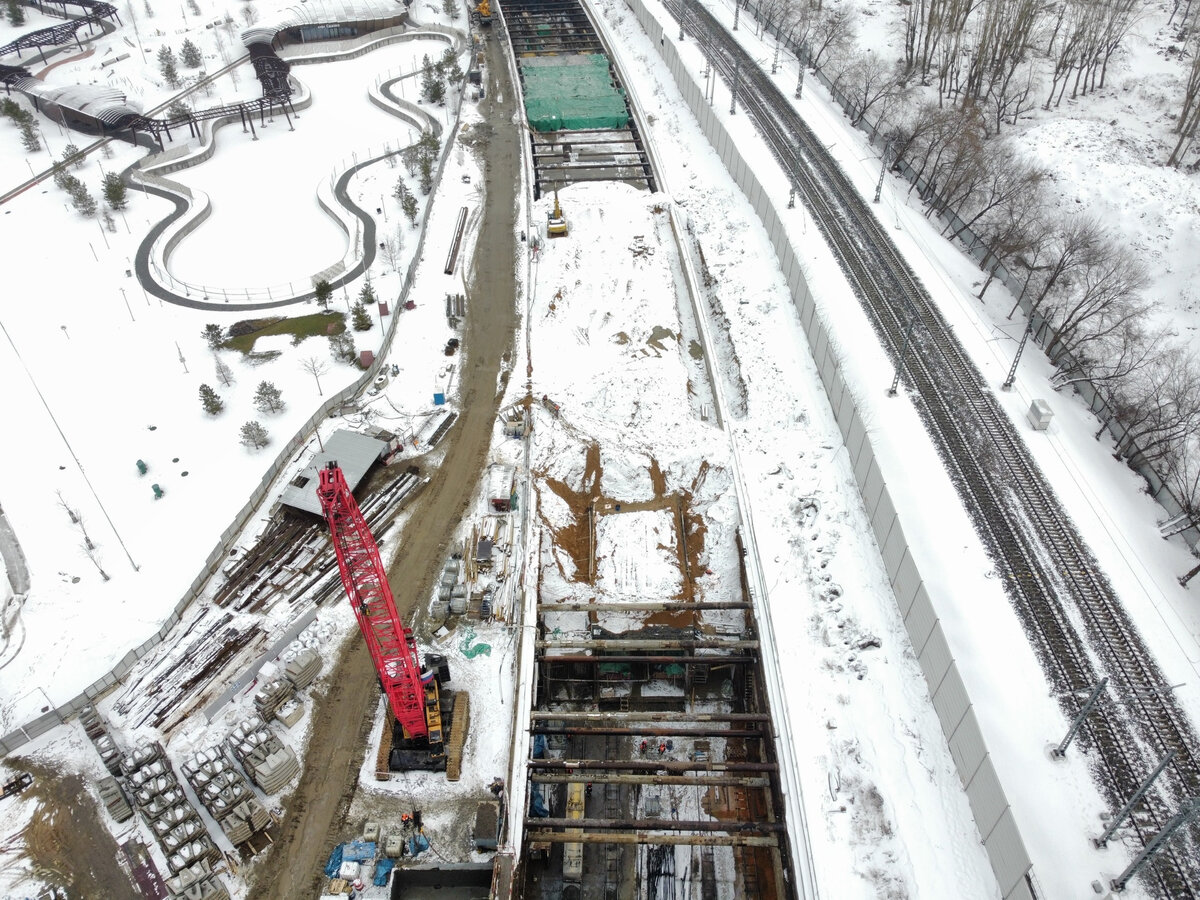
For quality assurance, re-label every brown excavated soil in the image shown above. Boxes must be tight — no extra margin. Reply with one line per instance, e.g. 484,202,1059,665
6,758,139,899
245,33,519,900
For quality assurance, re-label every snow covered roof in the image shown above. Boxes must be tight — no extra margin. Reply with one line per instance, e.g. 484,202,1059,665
279,430,386,516
11,78,141,125
241,0,403,47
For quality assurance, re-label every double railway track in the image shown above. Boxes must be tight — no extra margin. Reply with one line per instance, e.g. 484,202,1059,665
669,2,1200,894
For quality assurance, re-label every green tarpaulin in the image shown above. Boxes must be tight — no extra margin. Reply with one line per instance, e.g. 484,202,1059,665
521,54,629,133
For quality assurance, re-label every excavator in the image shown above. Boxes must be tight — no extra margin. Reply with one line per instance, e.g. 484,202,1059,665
318,461,448,770
476,0,493,26
547,189,569,238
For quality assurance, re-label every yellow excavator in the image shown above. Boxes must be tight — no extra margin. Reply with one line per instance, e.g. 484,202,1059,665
547,190,568,238
477,0,493,26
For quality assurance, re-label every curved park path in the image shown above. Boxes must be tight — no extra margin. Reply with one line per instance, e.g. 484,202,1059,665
247,32,520,900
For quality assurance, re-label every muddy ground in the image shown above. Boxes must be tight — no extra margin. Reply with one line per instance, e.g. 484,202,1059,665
244,32,519,900
1,758,139,899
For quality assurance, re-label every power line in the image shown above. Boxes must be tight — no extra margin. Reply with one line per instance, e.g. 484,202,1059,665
0,320,139,572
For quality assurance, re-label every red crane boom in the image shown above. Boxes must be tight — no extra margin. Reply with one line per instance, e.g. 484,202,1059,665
317,461,430,740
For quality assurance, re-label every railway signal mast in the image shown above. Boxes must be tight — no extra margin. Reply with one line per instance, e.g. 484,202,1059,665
318,461,448,770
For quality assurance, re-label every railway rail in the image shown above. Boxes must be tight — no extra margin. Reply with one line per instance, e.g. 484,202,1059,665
668,1,1200,893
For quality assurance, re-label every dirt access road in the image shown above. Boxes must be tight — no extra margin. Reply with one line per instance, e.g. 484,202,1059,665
247,35,520,900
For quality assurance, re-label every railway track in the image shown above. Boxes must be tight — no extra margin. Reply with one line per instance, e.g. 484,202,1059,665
667,1,1200,894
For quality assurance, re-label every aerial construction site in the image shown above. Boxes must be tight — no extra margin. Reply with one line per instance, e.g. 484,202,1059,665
5,0,1200,897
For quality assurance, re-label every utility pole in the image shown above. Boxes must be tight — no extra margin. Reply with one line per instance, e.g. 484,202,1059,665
176,341,189,374
874,138,893,203
887,312,918,396
1002,318,1035,390
730,60,740,115
732,0,740,31
1094,751,1176,848
1110,797,1200,892
1052,678,1108,758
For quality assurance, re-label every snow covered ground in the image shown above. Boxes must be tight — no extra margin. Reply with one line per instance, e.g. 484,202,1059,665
1,0,1199,896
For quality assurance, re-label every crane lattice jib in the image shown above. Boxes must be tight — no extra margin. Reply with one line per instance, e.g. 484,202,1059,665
317,463,428,740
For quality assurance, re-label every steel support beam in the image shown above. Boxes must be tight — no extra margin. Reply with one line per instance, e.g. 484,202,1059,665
524,830,777,847
532,726,763,738
539,655,755,664
537,639,759,650
531,774,771,788
528,818,782,833
530,712,770,722
528,759,776,773
539,602,751,612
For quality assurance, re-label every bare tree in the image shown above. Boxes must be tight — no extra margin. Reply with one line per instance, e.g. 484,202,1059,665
214,355,235,387
1168,30,1200,167
300,356,331,396
1042,244,1149,368
1101,347,1200,469
945,144,1044,241
974,179,1045,300
55,490,80,525
82,541,110,582
381,228,404,271
1050,319,1162,392
834,54,906,127
1012,214,1104,319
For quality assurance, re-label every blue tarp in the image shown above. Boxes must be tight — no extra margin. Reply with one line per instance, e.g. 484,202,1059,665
323,844,344,877
408,833,430,857
373,858,395,886
529,787,549,818
342,840,377,862
533,734,547,759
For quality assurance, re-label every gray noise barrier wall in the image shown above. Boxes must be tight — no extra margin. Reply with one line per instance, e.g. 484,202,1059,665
619,0,1035,896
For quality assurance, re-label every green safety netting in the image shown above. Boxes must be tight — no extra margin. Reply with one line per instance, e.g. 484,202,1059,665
520,54,629,133
598,662,631,675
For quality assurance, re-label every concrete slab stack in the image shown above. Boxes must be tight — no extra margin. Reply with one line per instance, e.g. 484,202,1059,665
252,678,296,721
181,747,269,848
122,741,218,875
97,776,133,823
283,648,321,690
227,717,300,795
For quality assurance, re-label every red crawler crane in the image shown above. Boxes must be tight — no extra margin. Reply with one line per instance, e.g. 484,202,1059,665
317,462,445,765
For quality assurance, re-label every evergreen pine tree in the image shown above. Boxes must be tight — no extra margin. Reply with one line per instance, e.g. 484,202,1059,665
180,38,202,68
202,324,225,350
19,120,40,152
240,421,269,448
62,143,83,169
402,190,419,226
70,184,97,217
102,172,127,210
313,279,333,309
352,301,374,332
253,380,284,413
157,46,180,89
199,384,224,415
6,0,26,27
329,331,356,363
